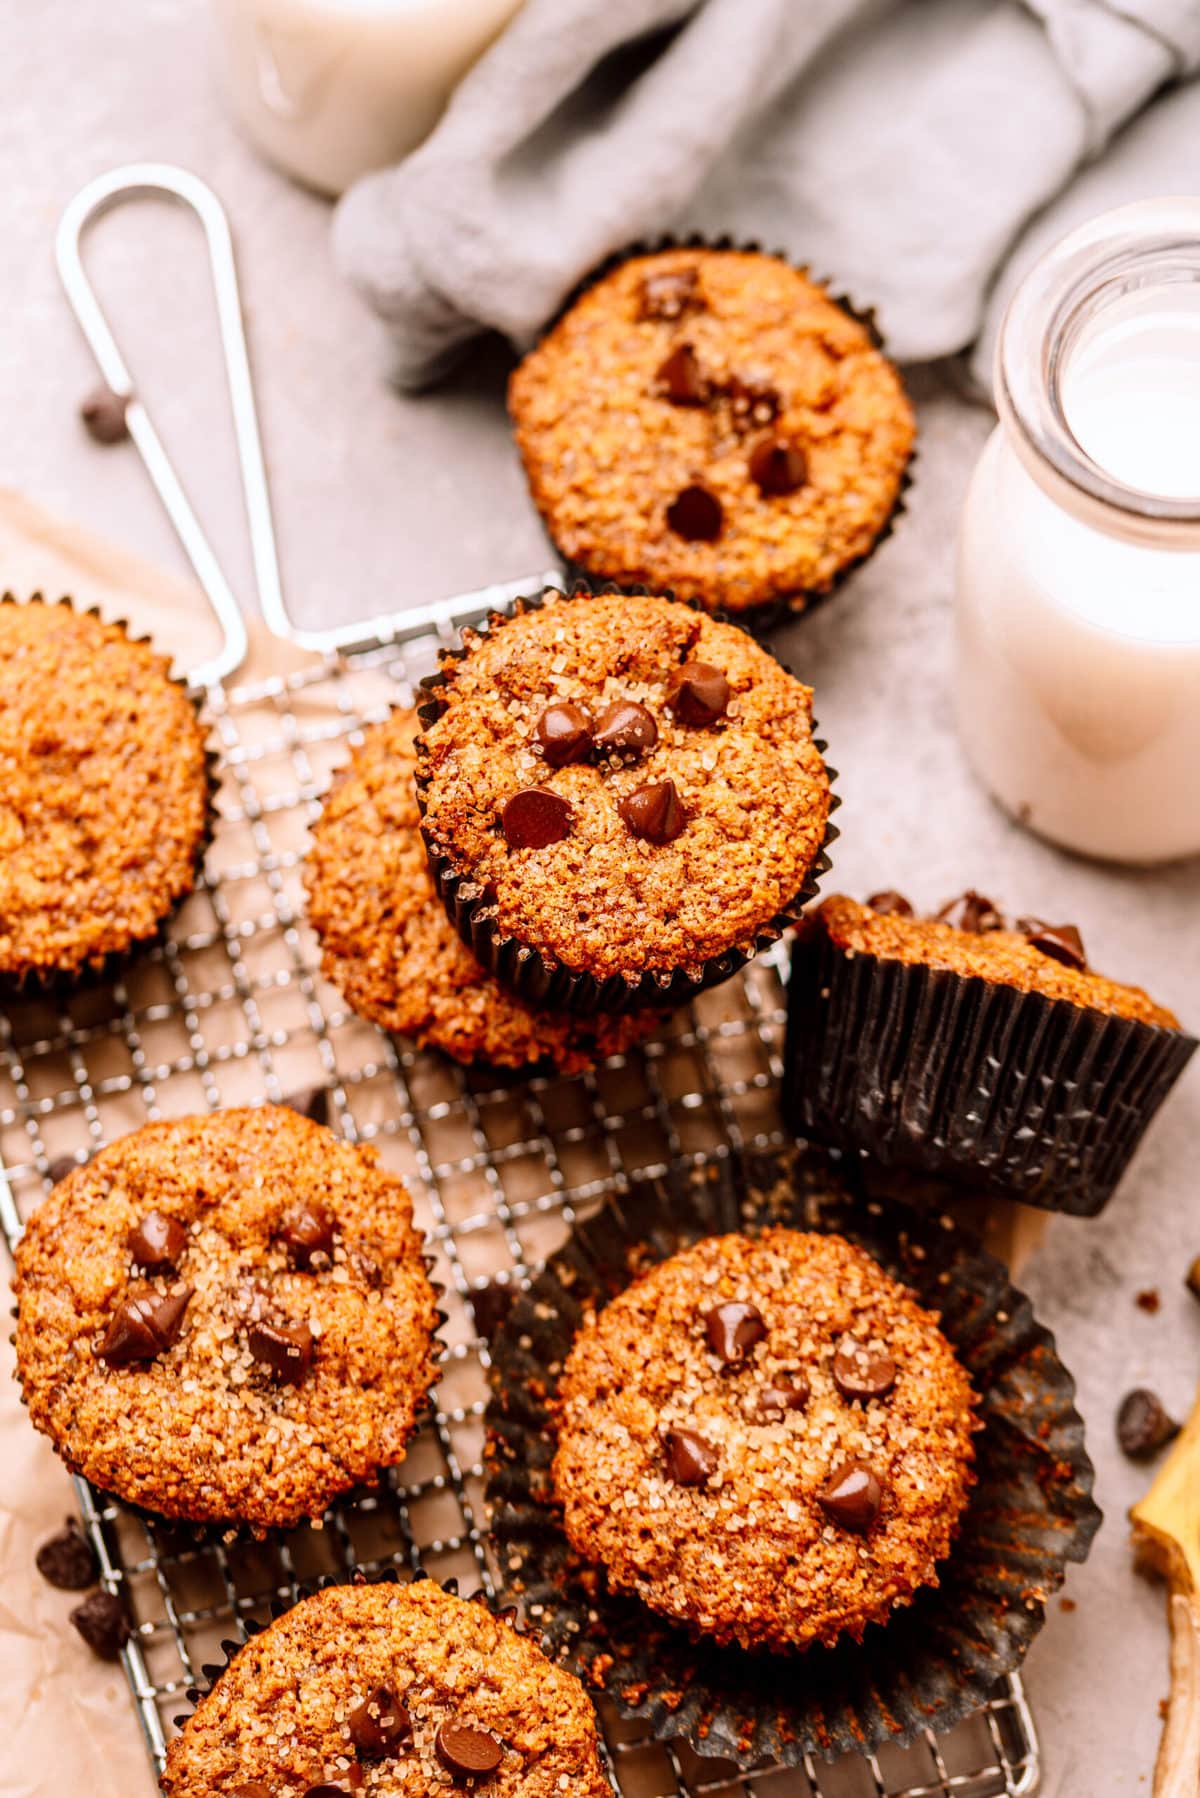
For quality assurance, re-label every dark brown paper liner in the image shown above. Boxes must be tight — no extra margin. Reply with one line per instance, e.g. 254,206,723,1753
783,927,1198,1217
519,233,916,629
483,1146,1100,1767
414,580,838,1016
0,592,219,996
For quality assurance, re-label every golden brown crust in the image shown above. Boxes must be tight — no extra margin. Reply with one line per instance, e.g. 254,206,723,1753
816,895,1179,1030
417,589,832,982
161,1581,610,1797
509,248,915,613
552,1229,976,1653
13,1108,439,1530
305,710,658,1071
0,597,210,980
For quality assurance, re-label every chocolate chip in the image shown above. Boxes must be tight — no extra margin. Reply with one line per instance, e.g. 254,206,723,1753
832,1334,897,1402
535,702,593,768
639,267,701,321
46,1153,85,1186
35,1519,98,1590
655,342,708,405
1018,918,1087,972
749,436,808,496
866,890,914,917
818,1461,884,1532
127,1210,187,1272
1116,1388,1180,1460
501,787,574,850
80,385,129,445
937,890,1005,934
283,1085,331,1127
98,1283,193,1367
592,700,658,758
469,1279,518,1344
248,1318,314,1385
663,1425,718,1486
666,483,723,542
278,1201,335,1270
747,1378,810,1421
434,1718,504,1780
348,1685,411,1757
618,779,686,844
305,1785,357,1798
1137,1288,1162,1314
703,1301,767,1365
666,661,730,727
69,1588,131,1660
726,378,781,430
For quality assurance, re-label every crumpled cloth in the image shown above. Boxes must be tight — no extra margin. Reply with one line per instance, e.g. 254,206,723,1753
334,0,1200,391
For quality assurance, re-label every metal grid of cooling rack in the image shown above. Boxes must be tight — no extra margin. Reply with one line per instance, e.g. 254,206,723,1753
0,593,1039,1798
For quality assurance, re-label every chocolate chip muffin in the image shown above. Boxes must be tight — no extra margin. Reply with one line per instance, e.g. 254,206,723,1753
0,595,211,983
13,1107,439,1530
785,891,1195,1215
305,709,659,1071
552,1227,976,1652
161,1578,611,1797
509,247,915,615
416,585,834,1013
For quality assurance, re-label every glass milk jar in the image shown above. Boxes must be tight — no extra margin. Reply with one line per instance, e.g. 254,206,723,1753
955,199,1200,866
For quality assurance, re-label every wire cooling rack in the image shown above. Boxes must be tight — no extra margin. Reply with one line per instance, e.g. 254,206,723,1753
0,591,1040,1798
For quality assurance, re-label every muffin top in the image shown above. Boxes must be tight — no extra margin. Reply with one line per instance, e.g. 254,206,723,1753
816,892,1179,1029
14,1107,439,1530
305,709,658,1071
161,1580,611,1798
416,588,832,984
509,247,915,613
552,1228,976,1652
0,596,210,980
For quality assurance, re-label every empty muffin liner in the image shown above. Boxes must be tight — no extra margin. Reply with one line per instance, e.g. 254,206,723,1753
520,233,917,630
414,581,838,1017
0,592,220,996
483,1145,1100,1767
783,925,1198,1217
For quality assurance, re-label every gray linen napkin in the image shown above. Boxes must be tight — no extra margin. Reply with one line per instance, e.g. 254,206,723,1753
334,0,1200,390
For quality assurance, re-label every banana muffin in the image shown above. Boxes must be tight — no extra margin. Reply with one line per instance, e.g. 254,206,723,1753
161,1579,611,1797
509,246,915,615
0,595,211,983
416,585,834,1013
13,1107,439,1530
305,708,658,1072
552,1227,976,1652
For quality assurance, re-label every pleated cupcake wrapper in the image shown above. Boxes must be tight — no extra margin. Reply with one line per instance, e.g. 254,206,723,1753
483,1145,1100,1768
0,592,220,997
522,233,917,630
783,929,1198,1217
415,580,839,1017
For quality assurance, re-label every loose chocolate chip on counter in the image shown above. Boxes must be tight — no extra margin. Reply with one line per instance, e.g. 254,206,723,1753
98,1283,193,1367
866,889,914,918
535,701,593,768
666,483,723,542
663,1425,718,1487
128,1209,188,1272
1137,1288,1162,1315
749,436,808,496
69,1588,131,1660
666,661,730,727
278,1201,335,1270
619,779,686,845
748,1378,810,1421
1116,1388,1180,1460
818,1461,884,1533
703,1300,767,1365
592,700,658,758
639,267,701,321
937,890,1005,934
832,1334,897,1402
1017,918,1087,972
283,1085,331,1127
35,1518,98,1590
348,1686,411,1757
435,1718,505,1781
80,385,130,445
248,1318,314,1385
501,787,574,850
655,342,709,405
726,378,781,430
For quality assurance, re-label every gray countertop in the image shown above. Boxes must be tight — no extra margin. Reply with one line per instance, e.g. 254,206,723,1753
4,5,1200,1793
